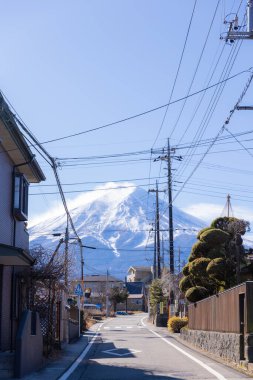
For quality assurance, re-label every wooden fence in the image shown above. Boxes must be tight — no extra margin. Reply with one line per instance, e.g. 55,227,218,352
188,281,253,333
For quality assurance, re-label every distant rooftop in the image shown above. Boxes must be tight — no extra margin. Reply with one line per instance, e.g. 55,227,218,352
128,266,152,272
72,275,122,283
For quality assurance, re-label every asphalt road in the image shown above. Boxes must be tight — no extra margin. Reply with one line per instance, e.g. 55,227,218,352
66,313,250,380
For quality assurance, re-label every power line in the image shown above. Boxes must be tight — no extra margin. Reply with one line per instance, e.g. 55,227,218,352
31,175,167,188
170,0,221,138
29,181,168,196
152,0,198,147
0,69,247,155
173,71,253,203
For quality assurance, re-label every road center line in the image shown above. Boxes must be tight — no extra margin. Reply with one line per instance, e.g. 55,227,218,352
141,318,227,380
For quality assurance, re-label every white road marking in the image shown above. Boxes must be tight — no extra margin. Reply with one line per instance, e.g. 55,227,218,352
126,326,133,329
102,348,142,357
58,322,104,380
140,318,226,380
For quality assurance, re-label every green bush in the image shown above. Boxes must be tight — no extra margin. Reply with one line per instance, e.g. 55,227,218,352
185,286,209,302
191,241,209,257
199,228,230,247
206,258,226,281
210,217,238,231
189,258,211,277
179,275,193,293
182,263,190,276
196,227,212,240
206,246,226,259
168,316,188,333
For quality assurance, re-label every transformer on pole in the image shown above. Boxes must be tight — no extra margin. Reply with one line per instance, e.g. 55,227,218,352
221,0,253,42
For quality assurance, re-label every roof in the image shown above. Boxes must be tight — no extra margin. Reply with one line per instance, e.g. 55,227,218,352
72,275,122,283
128,266,152,273
0,243,34,266
0,93,45,183
126,282,144,295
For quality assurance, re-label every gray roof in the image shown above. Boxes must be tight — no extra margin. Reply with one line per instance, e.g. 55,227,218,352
0,93,45,183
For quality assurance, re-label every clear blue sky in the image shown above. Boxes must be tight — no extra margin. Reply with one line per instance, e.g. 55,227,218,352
1,0,253,228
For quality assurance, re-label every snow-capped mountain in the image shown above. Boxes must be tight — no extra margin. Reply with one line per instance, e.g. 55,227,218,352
29,183,205,279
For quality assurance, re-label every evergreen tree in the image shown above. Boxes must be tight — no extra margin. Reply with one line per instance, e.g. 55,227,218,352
180,217,251,303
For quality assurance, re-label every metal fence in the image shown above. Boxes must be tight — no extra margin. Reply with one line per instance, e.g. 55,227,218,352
188,281,253,334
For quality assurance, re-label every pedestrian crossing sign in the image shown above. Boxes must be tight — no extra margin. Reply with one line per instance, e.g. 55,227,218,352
74,283,83,296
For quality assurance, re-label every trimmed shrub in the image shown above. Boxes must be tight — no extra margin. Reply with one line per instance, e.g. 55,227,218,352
206,246,226,259
189,258,211,277
185,286,209,302
211,217,238,231
179,275,193,293
199,229,230,247
188,254,195,262
168,316,188,333
182,263,190,276
206,258,226,281
191,241,209,257
197,227,212,240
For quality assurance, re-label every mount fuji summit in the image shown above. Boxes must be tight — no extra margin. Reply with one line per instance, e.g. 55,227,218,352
29,183,205,279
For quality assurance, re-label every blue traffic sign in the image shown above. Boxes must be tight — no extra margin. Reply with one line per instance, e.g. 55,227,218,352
74,283,83,296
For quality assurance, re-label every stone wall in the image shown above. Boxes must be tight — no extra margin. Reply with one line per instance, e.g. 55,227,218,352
180,329,241,363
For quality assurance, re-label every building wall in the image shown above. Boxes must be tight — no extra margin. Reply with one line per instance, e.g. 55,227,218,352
0,266,12,351
127,270,152,283
0,146,13,245
0,144,29,251
0,265,28,351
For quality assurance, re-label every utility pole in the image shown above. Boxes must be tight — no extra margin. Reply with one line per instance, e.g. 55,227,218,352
161,235,165,270
106,269,109,317
178,247,181,273
222,194,233,218
156,181,161,278
149,183,164,278
167,139,174,275
221,0,253,42
64,220,69,286
153,139,182,274
153,225,157,279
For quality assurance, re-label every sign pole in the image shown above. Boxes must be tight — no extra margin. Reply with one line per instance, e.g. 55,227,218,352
78,295,81,337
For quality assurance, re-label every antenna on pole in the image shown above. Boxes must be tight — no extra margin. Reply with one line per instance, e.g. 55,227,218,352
221,194,234,217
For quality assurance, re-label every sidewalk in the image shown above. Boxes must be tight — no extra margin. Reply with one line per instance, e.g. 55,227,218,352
20,324,100,380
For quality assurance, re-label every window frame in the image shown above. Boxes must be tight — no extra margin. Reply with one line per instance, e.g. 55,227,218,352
13,173,29,221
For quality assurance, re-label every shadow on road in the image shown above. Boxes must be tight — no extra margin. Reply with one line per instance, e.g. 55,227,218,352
69,359,186,380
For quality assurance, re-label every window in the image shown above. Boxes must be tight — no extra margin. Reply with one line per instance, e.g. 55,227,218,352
13,173,29,221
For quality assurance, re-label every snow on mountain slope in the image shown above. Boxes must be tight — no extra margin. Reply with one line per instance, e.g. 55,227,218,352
29,183,205,279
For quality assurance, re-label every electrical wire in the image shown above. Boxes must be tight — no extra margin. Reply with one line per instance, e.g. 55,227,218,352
152,0,198,147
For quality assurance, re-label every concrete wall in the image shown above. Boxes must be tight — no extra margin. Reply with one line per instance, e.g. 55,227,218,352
68,321,79,342
14,310,43,378
181,329,241,363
